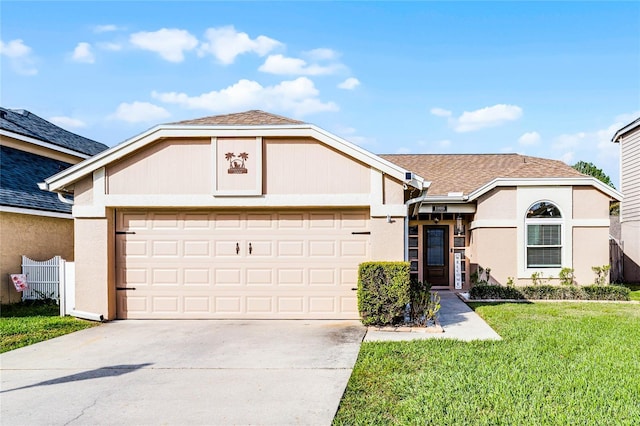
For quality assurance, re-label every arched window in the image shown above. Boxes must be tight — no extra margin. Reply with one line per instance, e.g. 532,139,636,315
526,201,562,268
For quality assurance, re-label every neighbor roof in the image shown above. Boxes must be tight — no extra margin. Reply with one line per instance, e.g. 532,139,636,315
171,110,306,126
611,116,640,142
380,153,586,196
0,145,72,214
0,107,108,156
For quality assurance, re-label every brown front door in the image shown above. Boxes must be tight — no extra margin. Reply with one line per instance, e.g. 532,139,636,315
424,226,449,287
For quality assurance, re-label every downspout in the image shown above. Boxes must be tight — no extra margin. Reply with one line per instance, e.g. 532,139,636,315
57,193,74,205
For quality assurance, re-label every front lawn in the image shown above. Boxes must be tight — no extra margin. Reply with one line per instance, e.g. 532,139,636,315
334,302,640,425
1,301,98,353
625,284,640,301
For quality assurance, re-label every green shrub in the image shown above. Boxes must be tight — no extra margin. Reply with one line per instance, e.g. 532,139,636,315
357,262,411,326
592,265,611,285
469,284,630,301
558,267,576,286
582,284,630,300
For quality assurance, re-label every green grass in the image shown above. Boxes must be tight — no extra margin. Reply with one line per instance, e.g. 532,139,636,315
1,301,98,353
624,284,640,301
334,302,640,425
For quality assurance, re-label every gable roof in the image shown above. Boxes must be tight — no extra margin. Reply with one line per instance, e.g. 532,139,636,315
380,154,584,196
0,107,108,156
612,116,640,142
41,110,422,193
0,145,72,214
172,110,305,126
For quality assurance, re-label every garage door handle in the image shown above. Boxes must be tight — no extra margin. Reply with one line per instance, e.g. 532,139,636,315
236,243,240,255
249,243,252,254
116,287,136,291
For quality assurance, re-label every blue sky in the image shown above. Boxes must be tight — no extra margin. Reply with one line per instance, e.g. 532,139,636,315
2,1,639,187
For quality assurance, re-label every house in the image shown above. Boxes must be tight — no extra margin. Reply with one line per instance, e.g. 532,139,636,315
40,110,621,320
0,107,108,303
612,117,640,283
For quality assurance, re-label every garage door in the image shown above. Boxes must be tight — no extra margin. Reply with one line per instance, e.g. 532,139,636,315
115,210,370,319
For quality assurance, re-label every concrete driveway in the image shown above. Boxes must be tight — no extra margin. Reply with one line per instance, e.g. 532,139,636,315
0,320,365,425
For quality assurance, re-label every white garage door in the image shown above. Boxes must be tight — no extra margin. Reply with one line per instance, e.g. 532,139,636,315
115,210,370,319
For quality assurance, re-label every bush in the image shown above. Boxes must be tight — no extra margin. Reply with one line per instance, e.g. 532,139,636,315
357,262,411,326
469,284,630,301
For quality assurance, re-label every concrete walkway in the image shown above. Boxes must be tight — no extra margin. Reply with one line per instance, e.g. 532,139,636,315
364,291,502,342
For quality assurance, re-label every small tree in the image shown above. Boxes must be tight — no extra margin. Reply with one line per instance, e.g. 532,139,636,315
572,161,618,215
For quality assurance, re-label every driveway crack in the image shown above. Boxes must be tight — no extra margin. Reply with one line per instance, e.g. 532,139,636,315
63,397,98,426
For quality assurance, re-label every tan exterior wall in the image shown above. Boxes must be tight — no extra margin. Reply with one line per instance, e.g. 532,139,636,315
107,139,212,195
621,222,640,283
74,210,115,318
73,175,94,206
474,187,517,221
469,227,517,286
573,187,610,219
0,135,84,164
383,175,405,205
0,212,74,304
369,217,404,261
264,138,370,195
572,227,610,284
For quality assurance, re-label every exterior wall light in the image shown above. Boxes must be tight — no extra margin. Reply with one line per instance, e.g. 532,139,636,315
455,214,465,236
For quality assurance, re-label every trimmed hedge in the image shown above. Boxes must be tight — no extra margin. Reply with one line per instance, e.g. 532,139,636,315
357,262,411,326
470,284,630,301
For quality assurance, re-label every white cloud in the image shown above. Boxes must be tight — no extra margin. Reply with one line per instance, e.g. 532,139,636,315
72,42,95,63
430,107,452,117
518,131,541,146
332,125,374,146
94,24,122,33
259,54,341,76
48,116,86,128
438,139,452,148
338,77,360,90
97,42,122,51
0,39,37,75
304,48,338,61
455,104,523,132
152,77,338,117
396,147,411,154
111,101,171,123
198,26,281,65
130,28,198,62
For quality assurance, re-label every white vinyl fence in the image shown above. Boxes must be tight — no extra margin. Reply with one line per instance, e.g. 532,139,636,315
20,255,75,316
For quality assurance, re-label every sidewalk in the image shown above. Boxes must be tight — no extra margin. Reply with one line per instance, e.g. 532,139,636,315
363,291,502,342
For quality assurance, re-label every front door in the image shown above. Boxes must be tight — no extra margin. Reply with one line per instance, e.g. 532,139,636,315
424,226,449,287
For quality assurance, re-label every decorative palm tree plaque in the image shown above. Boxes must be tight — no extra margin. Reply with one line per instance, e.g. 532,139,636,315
225,152,249,174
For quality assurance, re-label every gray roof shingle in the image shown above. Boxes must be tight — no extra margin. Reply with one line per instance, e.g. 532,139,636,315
0,107,108,156
0,145,73,214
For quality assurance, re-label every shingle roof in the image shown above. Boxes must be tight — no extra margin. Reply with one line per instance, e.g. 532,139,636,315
380,153,586,196
0,107,108,156
0,145,72,213
171,110,306,126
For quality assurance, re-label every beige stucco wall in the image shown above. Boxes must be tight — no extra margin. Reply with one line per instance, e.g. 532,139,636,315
264,138,370,195
474,187,517,221
369,217,404,261
0,212,74,304
573,187,610,219
107,139,212,195
469,227,517,286
572,226,610,285
73,175,94,206
74,211,115,318
383,175,405,205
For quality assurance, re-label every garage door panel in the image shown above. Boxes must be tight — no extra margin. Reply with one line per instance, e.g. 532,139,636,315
116,209,370,319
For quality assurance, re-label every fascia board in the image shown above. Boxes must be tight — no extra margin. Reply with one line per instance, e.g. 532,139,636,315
611,117,640,142
467,177,623,201
0,129,90,159
44,123,426,192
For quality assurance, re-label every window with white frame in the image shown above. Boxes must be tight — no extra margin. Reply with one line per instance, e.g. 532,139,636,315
526,201,562,268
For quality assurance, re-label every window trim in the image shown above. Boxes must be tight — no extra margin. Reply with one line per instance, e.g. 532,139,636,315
525,201,564,269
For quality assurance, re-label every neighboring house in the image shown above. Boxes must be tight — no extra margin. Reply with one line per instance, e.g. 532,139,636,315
612,117,640,283
0,107,108,303
40,110,621,320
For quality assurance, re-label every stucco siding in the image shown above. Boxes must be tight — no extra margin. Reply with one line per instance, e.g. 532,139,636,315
470,227,517,285
0,212,73,303
620,130,640,222
369,217,404,261
107,139,211,195
572,226,610,284
73,175,94,206
475,187,517,221
74,212,115,318
383,175,405,205
573,187,610,219
264,138,370,195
